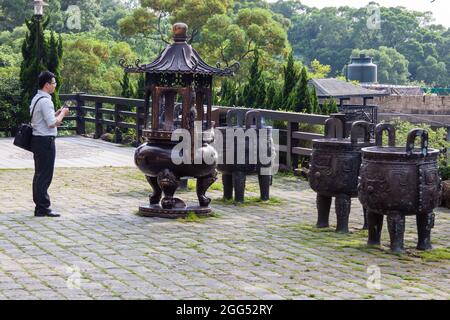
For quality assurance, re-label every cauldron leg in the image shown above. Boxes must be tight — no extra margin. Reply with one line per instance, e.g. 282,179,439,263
222,173,233,200
233,171,246,203
145,176,161,205
258,174,271,201
157,170,180,209
362,207,368,230
416,212,435,251
367,211,383,246
316,194,331,228
197,171,217,207
387,212,406,253
335,194,351,233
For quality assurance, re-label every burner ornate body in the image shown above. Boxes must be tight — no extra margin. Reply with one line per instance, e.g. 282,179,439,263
216,110,274,203
358,124,441,253
309,118,374,233
123,23,239,218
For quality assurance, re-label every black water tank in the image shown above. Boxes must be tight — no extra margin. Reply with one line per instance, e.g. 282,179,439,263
347,54,377,83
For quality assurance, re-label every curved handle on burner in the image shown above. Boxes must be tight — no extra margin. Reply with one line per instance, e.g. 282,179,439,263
226,109,244,128
350,121,373,145
245,110,262,129
375,123,396,147
324,117,344,139
406,128,429,156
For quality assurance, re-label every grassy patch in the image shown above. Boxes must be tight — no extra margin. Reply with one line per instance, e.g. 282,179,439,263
416,247,450,262
123,171,146,181
184,179,223,192
179,211,203,222
289,223,380,253
291,224,335,234
177,211,218,222
399,275,421,281
213,196,283,207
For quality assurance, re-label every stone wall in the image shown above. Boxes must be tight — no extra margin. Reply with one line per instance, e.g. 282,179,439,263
343,96,450,115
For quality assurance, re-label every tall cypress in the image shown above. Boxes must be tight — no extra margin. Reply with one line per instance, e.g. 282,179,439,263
297,67,311,113
134,73,145,99
243,50,262,108
310,86,319,114
265,82,277,110
20,16,49,122
19,15,63,129
47,31,63,108
120,71,134,98
282,52,299,109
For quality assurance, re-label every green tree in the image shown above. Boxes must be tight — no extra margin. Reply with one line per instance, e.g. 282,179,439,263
46,31,63,108
20,16,50,132
288,67,311,113
310,86,319,114
134,73,145,99
416,56,448,86
265,81,281,110
0,74,21,136
199,7,289,77
282,51,299,108
120,71,134,98
242,51,264,108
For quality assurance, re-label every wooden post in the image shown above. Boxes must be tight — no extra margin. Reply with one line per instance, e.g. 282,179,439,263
114,104,122,143
286,121,299,170
95,102,103,139
75,92,85,135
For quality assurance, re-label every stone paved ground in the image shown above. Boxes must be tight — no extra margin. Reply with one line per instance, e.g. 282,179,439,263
0,164,449,300
0,137,134,168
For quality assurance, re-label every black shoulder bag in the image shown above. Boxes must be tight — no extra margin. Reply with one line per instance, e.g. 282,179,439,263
13,96,47,152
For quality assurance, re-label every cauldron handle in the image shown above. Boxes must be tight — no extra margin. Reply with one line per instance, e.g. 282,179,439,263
406,129,429,156
324,118,344,138
226,109,244,128
350,121,372,145
375,123,396,147
245,110,262,129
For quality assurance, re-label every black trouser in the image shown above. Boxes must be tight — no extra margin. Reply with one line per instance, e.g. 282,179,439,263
31,135,56,214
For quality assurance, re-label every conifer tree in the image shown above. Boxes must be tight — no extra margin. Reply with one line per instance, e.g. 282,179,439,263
282,51,299,109
20,16,49,123
47,31,63,108
310,86,319,114
19,15,63,129
134,74,145,99
265,82,277,110
120,71,134,98
243,50,262,108
297,67,311,113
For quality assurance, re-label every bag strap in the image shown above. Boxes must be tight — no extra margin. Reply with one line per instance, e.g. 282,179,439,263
30,96,49,121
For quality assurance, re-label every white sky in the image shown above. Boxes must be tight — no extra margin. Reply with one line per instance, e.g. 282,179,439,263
279,0,450,27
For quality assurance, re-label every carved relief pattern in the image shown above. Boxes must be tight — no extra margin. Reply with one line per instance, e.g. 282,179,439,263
309,150,361,196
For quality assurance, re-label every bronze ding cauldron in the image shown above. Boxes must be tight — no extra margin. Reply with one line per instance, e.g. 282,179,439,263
358,124,441,253
216,109,274,203
309,118,374,233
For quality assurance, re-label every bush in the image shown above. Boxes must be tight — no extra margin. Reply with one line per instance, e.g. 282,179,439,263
0,72,22,136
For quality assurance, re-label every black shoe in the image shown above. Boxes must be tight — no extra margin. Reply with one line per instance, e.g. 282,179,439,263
34,211,60,217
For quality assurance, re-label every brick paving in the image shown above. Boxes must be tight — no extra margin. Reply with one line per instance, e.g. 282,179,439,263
0,137,449,300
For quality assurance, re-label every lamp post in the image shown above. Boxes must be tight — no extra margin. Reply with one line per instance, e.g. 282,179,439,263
33,0,48,65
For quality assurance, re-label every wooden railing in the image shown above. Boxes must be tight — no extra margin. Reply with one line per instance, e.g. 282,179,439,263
58,93,329,170
60,93,146,143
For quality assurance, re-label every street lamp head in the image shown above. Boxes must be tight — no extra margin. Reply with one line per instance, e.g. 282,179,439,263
33,0,48,16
